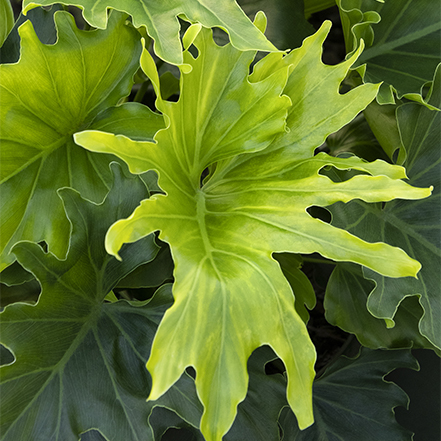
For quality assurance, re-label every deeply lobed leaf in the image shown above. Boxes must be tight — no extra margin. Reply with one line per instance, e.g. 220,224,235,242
23,0,277,68
0,11,165,271
279,348,418,440
337,0,441,106
75,22,432,440
327,65,441,350
0,164,170,440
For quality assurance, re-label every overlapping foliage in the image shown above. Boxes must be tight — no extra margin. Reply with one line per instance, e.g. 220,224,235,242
1,1,439,440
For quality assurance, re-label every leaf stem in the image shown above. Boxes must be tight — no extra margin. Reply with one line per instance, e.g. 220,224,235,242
133,81,150,103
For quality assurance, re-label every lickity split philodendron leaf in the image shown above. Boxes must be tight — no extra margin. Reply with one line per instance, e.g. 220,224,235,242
75,20,432,440
23,0,277,69
0,10,166,271
0,163,172,441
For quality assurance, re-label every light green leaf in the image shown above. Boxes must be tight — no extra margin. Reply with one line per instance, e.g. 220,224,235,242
327,65,441,349
0,0,14,46
337,0,441,105
147,346,288,441
23,0,277,68
0,164,167,441
75,24,430,440
279,348,418,440
0,11,147,271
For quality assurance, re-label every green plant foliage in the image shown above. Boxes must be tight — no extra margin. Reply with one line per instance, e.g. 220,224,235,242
275,253,316,323
235,0,315,51
23,0,277,68
304,0,338,17
278,348,418,440
147,346,288,441
325,262,436,350
327,65,441,350
0,4,63,63
338,0,441,105
363,100,404,162
0,10,158,271
75,20,431,440
324,112,391,162
0,164,169,440
0,0,14,46
1,1,440,440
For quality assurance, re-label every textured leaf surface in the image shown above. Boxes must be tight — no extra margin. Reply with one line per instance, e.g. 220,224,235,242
23,0,276,67
0,11,149,270
279,348,418,440
328,65,441,349
75,24,430,440
0,164,169,441
338,0,441,105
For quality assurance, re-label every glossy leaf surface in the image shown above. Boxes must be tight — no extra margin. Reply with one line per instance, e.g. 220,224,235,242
0,164,167,441
279,348,417,440
23,0,277,67
75,23,431,440
328,65,441,350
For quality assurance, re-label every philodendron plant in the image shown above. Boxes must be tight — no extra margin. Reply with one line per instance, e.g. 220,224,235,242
0,0,439,440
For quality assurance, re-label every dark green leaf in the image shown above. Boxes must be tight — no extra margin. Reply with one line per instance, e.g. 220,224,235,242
279,348,418,440
237,0,315,50
147,346,288,441
0,164,167,441
325,263,436,350
327,65,441,349
338,0,441,105
325,112,391,162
